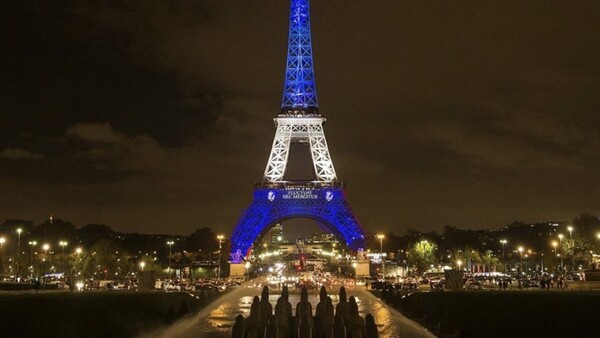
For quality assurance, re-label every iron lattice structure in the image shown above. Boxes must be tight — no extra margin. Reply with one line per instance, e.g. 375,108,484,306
281,0,319,115
264,117,337,182
230,187,366,261
229,0,366,262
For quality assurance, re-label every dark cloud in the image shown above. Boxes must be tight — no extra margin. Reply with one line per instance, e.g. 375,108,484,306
1,0,599,234
0,148,43,160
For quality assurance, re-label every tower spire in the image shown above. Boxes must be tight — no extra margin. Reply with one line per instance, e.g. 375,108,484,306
281,0,319,115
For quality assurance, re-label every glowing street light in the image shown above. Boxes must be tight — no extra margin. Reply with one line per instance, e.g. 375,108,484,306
139,261,146,271
28,241,37,277
59,241,68,253
217,235,224,280
567,226,574,240
499,239,507,259
500,239,507,271
166,241,174,279
16,228,22,279
567,226,574,272
0,237,5,276
377,234,385,279
42,244,50,279
74,247,83,275
518,246,524,274
457,259,463,270
551,241,559,272
244,261,251,281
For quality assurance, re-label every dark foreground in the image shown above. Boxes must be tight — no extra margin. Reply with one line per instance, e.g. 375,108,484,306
0,290,219,338
377,290,600,338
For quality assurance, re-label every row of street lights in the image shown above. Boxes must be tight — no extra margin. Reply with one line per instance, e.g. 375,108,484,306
499,227,600,274
153,234,226,279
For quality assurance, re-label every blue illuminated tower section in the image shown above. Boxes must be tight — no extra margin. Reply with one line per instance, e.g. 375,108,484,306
281,0,319,115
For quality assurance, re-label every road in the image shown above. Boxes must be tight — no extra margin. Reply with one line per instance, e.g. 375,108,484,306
147,282,435,338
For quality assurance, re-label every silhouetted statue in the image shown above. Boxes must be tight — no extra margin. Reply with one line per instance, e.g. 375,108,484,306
232,314,245,338
365,314,378,338
315,286,328,336
265,314,278,338
295,287,314,337
315,286,336,338
321,296,335,338
245,296,264,338
347,296,365,338
333,313,346,338
335,287,350,325
261,286,273,321
275,286,293,337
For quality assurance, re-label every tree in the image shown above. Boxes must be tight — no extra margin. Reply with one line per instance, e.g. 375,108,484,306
409,240,438,272
31,219,76,245
78,224,115,248
183,227,218,258
88,239,130,279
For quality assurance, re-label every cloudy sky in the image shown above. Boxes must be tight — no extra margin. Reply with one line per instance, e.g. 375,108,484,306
2,0,599,235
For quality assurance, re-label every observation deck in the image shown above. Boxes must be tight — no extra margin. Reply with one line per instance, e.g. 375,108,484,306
255,180,345,189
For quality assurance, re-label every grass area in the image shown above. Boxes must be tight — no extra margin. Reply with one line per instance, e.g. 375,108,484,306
380,290,600,338
0,291,219,338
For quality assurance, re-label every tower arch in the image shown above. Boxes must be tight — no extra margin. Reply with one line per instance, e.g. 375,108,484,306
229,184,366,262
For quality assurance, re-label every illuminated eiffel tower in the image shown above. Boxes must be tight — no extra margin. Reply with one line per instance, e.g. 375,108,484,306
229,0,366,265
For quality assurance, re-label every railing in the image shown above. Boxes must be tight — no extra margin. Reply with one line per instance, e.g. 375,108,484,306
254,181,346,189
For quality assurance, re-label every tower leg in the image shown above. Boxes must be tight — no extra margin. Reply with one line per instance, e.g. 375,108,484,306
308,123,337,181
264,124,293,182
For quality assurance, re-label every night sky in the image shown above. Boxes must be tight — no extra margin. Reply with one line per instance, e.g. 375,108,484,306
2,1,599,235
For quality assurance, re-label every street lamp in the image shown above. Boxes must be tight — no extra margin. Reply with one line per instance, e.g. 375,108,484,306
16,228,22,280
166,241,174,280
74,247,82,275
377,234,385,280
244,261,251,281
567,226,573,240
557,234,564,272
42,244,50,281
500,239,507,259
28,241,37,277
59,241,68,253
217,235,224,280
551,241,558,272
500,239,507,271
567,226,574,272
139,261,146,272
518,246,524,275
457,259,463,270
0,237,5,276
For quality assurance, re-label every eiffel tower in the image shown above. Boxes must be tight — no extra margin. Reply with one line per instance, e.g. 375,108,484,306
229,0,366,264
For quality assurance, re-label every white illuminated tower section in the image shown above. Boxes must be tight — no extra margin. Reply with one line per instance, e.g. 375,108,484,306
264,0,337,183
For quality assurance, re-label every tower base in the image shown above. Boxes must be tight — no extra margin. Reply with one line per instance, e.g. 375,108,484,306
354,261,370,278
229,182,366,259
229,263,245,277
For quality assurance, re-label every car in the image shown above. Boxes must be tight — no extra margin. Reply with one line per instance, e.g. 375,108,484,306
464,280,483,290
370,281,394,290
519,279,539,288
